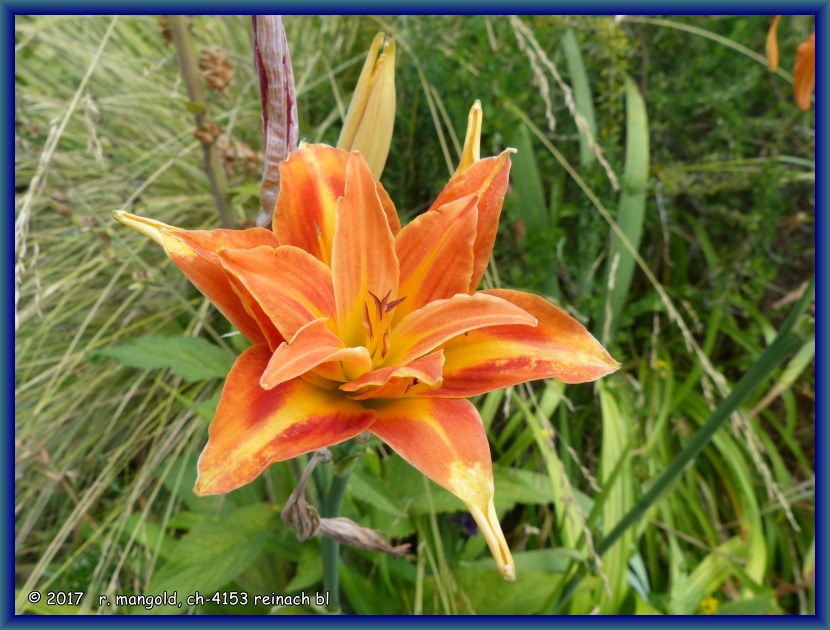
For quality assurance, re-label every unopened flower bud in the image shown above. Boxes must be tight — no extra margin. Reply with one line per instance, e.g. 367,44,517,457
337,33,396,179
455,99,483,175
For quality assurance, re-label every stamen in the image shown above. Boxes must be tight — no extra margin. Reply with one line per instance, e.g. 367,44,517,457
385,296,406,312
381,331,390,358
368,290,383,318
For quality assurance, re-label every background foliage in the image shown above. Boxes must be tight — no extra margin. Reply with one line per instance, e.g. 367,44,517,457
15,15,814,615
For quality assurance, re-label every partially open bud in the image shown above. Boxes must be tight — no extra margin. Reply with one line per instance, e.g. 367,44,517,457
337,33,396,179
455,100,483,175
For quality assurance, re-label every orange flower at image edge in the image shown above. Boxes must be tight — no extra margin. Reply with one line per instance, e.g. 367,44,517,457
115,144,619,580
766,16,815,111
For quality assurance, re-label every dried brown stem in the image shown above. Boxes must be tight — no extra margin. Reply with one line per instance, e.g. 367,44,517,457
168,16,231,227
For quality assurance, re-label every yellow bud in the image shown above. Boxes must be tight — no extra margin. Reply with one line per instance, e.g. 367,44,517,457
337,33,396,179
455,100,483,175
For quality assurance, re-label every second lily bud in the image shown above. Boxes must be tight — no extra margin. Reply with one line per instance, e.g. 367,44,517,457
337,33,396,179
456,99,483,175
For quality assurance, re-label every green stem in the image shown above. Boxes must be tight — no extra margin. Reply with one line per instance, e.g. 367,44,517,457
546,275,813,613
321,470,351,613
168,16,231,227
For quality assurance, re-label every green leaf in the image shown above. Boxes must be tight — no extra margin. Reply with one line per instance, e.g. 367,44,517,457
668,536,746,614
596,76,650,345
561,28,598,167
598,381,634,612
715,591,776,615
506,123,547,235
93,335,234,382
340,561,400,614
285,543,323,593
149,503,277,613
350,468,408,518
464,548,579,573
422,568,564,614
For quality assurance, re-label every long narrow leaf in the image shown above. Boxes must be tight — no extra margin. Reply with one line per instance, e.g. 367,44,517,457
561,28,598,167
596,76,650,345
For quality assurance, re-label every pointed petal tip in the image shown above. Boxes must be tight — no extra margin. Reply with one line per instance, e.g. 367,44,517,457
465,497,516,583
112,210,167,246
192,478,210,497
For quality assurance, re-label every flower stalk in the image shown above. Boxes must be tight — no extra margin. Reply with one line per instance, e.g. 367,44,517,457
168,16,231,227
321,465,351,613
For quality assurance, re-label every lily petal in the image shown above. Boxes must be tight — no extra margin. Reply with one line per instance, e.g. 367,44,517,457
423,289,619,397
272,143,347,264
273,144,399,265
386,292,536,367
370,397,515,580
394,193,478,321
262,318,373,390
331,152,399,347
428,150,513,292
195,344,374,495
113,211,280,346
340,349,444,399
219,244,336,339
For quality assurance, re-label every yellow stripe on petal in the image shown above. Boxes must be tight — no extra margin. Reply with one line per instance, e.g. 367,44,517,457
273,143,349,264
428,150,513,292
428,289,620,397
195,344,374,495
220,245,336,340
331,152,399,347
113,211,281,346
394,193,478,321
370,397,514,580
386,292,536,367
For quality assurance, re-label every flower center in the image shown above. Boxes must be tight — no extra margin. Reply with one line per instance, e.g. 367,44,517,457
362,290,405,368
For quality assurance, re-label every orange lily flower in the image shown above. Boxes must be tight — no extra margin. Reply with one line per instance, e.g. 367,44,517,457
766,16,815,111
114,143,618,580
793,32,815,111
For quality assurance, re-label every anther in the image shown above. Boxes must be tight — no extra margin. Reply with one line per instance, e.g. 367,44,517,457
385,296,406,312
